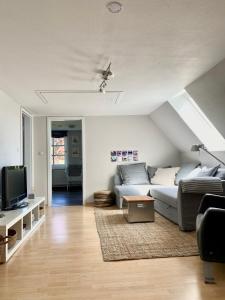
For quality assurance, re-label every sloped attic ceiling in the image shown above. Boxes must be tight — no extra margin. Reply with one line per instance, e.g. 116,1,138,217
186,58,225,139
150,57,225,156
150,101,201,152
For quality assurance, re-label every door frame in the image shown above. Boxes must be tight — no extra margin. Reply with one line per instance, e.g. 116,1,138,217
21,108,33,193
47,116,86,206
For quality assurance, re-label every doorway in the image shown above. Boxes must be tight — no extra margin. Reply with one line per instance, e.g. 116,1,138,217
47,117,85,207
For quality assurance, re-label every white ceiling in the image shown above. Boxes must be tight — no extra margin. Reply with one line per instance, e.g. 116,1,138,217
1,0,225,116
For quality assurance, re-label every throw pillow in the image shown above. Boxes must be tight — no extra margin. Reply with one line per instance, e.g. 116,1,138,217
214,168,225,180
147,166,158,183
186,165,220,179
118,163,150,185
185,167,202,179
197,165,220,177
175,162,201,185
151,167,180,186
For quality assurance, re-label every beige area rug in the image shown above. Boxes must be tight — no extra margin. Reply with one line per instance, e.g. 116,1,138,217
94,207,199,261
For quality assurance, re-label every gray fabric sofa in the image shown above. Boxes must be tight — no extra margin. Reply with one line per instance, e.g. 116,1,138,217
114,165,225,231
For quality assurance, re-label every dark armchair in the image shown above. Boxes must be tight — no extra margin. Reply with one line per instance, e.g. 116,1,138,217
196,193,225,283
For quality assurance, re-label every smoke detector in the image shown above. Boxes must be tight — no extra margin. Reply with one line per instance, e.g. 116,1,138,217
106,1,122,13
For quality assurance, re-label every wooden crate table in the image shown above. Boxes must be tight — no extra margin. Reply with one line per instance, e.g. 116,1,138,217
122,195,155,223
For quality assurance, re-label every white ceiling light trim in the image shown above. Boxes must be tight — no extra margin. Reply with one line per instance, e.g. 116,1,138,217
106,1,122,13
35,90,124,105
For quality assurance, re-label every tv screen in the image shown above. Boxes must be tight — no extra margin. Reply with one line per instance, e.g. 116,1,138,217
1,166,27,210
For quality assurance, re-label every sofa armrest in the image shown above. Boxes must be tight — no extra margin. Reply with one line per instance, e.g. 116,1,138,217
179,177,223,194
198,194,225,214
177,178,225,231
177,185,203,231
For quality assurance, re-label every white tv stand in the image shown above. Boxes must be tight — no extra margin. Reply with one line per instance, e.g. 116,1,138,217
0,197,45,263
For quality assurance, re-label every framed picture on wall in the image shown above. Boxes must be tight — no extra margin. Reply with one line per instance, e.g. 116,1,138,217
72,146,80,157
133,150,138,161
122,151,128,161
117,151,122,162
72,136,80,144
128,150,133,161
111,151,117,162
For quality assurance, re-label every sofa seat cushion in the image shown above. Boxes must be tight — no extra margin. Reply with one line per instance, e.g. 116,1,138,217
114,184,151,197
150,186,178,208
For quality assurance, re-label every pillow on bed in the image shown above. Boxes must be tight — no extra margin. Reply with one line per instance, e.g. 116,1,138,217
151,167,180,186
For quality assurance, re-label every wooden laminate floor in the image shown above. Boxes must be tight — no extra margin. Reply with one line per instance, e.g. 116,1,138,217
0,205,225,300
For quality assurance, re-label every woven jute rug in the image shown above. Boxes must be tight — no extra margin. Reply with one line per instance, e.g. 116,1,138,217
94,207,199,261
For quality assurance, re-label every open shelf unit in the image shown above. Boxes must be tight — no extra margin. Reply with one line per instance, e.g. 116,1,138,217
0,197,45,263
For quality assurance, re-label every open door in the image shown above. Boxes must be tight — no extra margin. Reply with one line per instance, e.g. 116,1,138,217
47,117,85,207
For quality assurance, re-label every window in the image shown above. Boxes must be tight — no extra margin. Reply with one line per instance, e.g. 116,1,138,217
51,137,66,165
169,90,225,151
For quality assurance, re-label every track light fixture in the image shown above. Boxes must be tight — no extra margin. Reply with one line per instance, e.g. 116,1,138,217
191,144,225,166
99,62,114,93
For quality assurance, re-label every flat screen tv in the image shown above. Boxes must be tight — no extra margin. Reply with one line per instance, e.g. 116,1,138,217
1,166,28,210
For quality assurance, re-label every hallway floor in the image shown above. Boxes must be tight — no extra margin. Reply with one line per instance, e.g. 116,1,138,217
52,187,82,206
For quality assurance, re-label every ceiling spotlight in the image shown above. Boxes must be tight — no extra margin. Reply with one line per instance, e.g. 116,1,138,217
106,1,122,13
100,87,106,94
99,62,114,93
102,62,114,80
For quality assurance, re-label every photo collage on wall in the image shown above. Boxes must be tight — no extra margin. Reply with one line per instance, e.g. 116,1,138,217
111,150,139,162
71,135,80,157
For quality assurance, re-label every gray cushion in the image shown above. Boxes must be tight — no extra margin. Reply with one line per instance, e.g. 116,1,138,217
197,165,220,177
147,166,158,183
118,163,149,185
215,168,225,180
150,186,178,208
114,174,122,185
175,162,200,185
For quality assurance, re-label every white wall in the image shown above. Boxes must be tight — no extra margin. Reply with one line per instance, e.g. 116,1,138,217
33,115,180,203
33,117,48,201
0,90,21,202
0,90,21,168
85,116,180,202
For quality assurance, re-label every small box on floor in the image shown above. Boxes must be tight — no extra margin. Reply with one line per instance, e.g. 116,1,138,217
123,195,155,223
94,190,115,207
